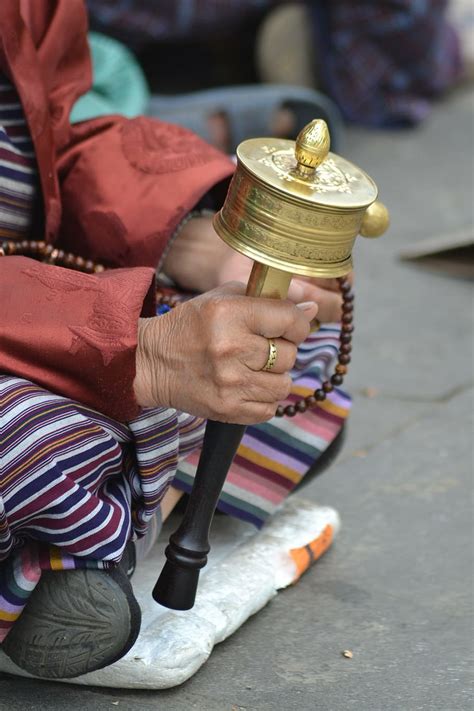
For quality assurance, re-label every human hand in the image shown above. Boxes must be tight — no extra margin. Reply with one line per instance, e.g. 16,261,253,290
134,282,318,424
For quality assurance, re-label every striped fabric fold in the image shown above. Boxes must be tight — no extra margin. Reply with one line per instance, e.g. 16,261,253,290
0,324,350,640
174,325,351,527
0,78,37,241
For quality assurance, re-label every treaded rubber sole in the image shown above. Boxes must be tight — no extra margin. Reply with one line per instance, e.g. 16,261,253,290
2,567,141,679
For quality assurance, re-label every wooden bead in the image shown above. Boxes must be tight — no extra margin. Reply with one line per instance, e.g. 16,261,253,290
285,405,296,417
322,381,333,393
296,400,307,413
335,364,348,375
276,405,285,418
340,282,351,293
94,264,105,273
342,302,354,313
344,292,354,302
342,314,353,324
75,256,85,268
331,374,343,386
338,354,351,365
305,395,316,407
85,260,94,273
315,389,326,402
64,253,75,266
340,333,352,344
340,343,352,354
342,324,354,334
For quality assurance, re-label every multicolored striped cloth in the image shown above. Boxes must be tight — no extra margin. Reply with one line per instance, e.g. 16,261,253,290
0,78,37,239
174,325,349,526
0,325,350,641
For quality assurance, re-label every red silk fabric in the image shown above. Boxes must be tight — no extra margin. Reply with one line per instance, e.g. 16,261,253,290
0,0,234,420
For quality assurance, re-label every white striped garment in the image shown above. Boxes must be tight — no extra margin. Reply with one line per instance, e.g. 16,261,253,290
0,74,37,240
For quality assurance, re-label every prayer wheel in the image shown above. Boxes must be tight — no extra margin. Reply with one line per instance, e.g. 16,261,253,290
153,120,389,610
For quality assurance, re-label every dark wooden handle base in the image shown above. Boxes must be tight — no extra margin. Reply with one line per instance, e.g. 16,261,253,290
152,559,201,611
153,419,246,610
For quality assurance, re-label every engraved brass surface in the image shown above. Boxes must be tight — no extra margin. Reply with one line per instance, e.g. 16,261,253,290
213,119,388,279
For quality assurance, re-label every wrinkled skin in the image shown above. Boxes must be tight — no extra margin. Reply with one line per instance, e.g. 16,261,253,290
134,216,352,422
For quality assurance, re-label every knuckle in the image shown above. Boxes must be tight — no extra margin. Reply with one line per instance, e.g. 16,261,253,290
213,369,227,388
208,335,234,361
214,367,239,391
293,320,310,345
284,343,298,369
263,403,277,421
204,297,229,324
275,374,292,401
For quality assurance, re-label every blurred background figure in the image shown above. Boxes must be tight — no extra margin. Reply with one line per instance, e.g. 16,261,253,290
81,0,467,149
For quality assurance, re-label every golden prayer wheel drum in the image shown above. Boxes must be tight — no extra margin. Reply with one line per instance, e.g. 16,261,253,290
214,119,389,279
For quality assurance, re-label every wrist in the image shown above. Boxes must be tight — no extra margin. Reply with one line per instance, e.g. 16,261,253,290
134,317,175,409
161,214,233,293
134,319,155,408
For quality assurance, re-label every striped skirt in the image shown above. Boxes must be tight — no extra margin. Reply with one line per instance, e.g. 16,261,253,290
0,325,350,640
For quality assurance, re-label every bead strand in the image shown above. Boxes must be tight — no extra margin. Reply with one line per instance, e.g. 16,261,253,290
0,239,105,273
275,276,353,417
1,239,353,419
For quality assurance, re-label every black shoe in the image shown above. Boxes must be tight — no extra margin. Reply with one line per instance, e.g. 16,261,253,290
2,567,141,679
119,540,137,579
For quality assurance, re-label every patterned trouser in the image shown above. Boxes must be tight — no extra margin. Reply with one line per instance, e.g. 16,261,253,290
0,325,350,640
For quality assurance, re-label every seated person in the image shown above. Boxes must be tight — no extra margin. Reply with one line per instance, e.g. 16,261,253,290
0,0,349,680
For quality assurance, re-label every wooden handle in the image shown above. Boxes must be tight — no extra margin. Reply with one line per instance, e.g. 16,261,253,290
152,263,292,610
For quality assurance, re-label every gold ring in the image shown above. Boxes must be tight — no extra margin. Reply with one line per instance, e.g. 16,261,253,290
262,339,278,371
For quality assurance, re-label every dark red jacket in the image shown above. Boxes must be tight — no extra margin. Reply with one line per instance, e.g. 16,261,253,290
0,0,234,420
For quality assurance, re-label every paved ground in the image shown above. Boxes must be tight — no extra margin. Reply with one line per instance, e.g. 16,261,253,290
1,87,472,710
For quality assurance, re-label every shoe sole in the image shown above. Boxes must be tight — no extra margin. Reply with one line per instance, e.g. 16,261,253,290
2,567,141,679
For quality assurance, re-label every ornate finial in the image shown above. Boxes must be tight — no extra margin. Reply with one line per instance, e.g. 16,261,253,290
294,119,330,178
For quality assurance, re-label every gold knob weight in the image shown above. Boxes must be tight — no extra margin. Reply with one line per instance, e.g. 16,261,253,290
360,200,390,238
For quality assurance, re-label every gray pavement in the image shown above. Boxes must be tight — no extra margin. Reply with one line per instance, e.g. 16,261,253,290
1,87,473,710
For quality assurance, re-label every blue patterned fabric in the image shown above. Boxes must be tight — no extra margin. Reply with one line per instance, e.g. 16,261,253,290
311,0,462,126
